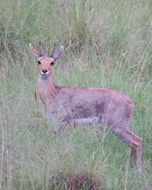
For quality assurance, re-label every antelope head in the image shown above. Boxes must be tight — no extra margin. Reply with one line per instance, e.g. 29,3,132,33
29,43,64,80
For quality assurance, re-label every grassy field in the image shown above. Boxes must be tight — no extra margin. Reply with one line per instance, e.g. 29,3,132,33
0,0,152,189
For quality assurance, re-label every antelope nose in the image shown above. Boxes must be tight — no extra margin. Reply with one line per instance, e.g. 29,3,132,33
42,69,47,73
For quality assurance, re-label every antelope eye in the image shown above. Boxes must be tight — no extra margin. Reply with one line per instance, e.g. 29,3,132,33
37,61,41,64
51,62,54,65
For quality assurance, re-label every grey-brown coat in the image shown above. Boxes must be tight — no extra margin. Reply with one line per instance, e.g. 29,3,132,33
29,44,142,173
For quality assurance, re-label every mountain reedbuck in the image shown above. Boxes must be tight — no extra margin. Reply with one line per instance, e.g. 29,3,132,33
29,43,142,173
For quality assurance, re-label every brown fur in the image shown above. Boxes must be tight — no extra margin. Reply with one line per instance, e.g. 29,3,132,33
29,44,142,173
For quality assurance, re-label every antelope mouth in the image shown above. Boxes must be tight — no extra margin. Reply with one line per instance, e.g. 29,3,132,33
41,73,48,80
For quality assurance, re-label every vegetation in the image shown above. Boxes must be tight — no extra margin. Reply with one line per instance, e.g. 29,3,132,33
0,0,152,189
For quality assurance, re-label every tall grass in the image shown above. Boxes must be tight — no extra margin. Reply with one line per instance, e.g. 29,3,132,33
0,0,152,189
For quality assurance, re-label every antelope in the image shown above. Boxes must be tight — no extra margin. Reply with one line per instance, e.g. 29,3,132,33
29,43,142,173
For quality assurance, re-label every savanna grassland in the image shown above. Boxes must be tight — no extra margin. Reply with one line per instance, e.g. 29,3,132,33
0,0,152,189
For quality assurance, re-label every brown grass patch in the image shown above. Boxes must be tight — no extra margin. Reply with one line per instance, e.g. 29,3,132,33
48,171,102,190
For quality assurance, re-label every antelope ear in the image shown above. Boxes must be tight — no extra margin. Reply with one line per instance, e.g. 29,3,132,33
29,43,40,60
54,46,64,63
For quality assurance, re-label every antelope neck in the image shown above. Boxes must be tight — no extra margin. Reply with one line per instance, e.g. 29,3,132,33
37,76,56,95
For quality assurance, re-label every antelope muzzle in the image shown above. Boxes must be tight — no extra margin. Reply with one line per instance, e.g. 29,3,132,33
41,69,48,80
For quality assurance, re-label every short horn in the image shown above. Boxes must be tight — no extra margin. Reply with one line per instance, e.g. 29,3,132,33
39,42,45,56
49,43,56,57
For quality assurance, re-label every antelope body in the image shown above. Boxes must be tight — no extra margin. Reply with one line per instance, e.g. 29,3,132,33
29,44,142,173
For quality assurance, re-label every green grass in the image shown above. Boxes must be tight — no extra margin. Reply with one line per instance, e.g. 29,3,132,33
0,0,152,189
